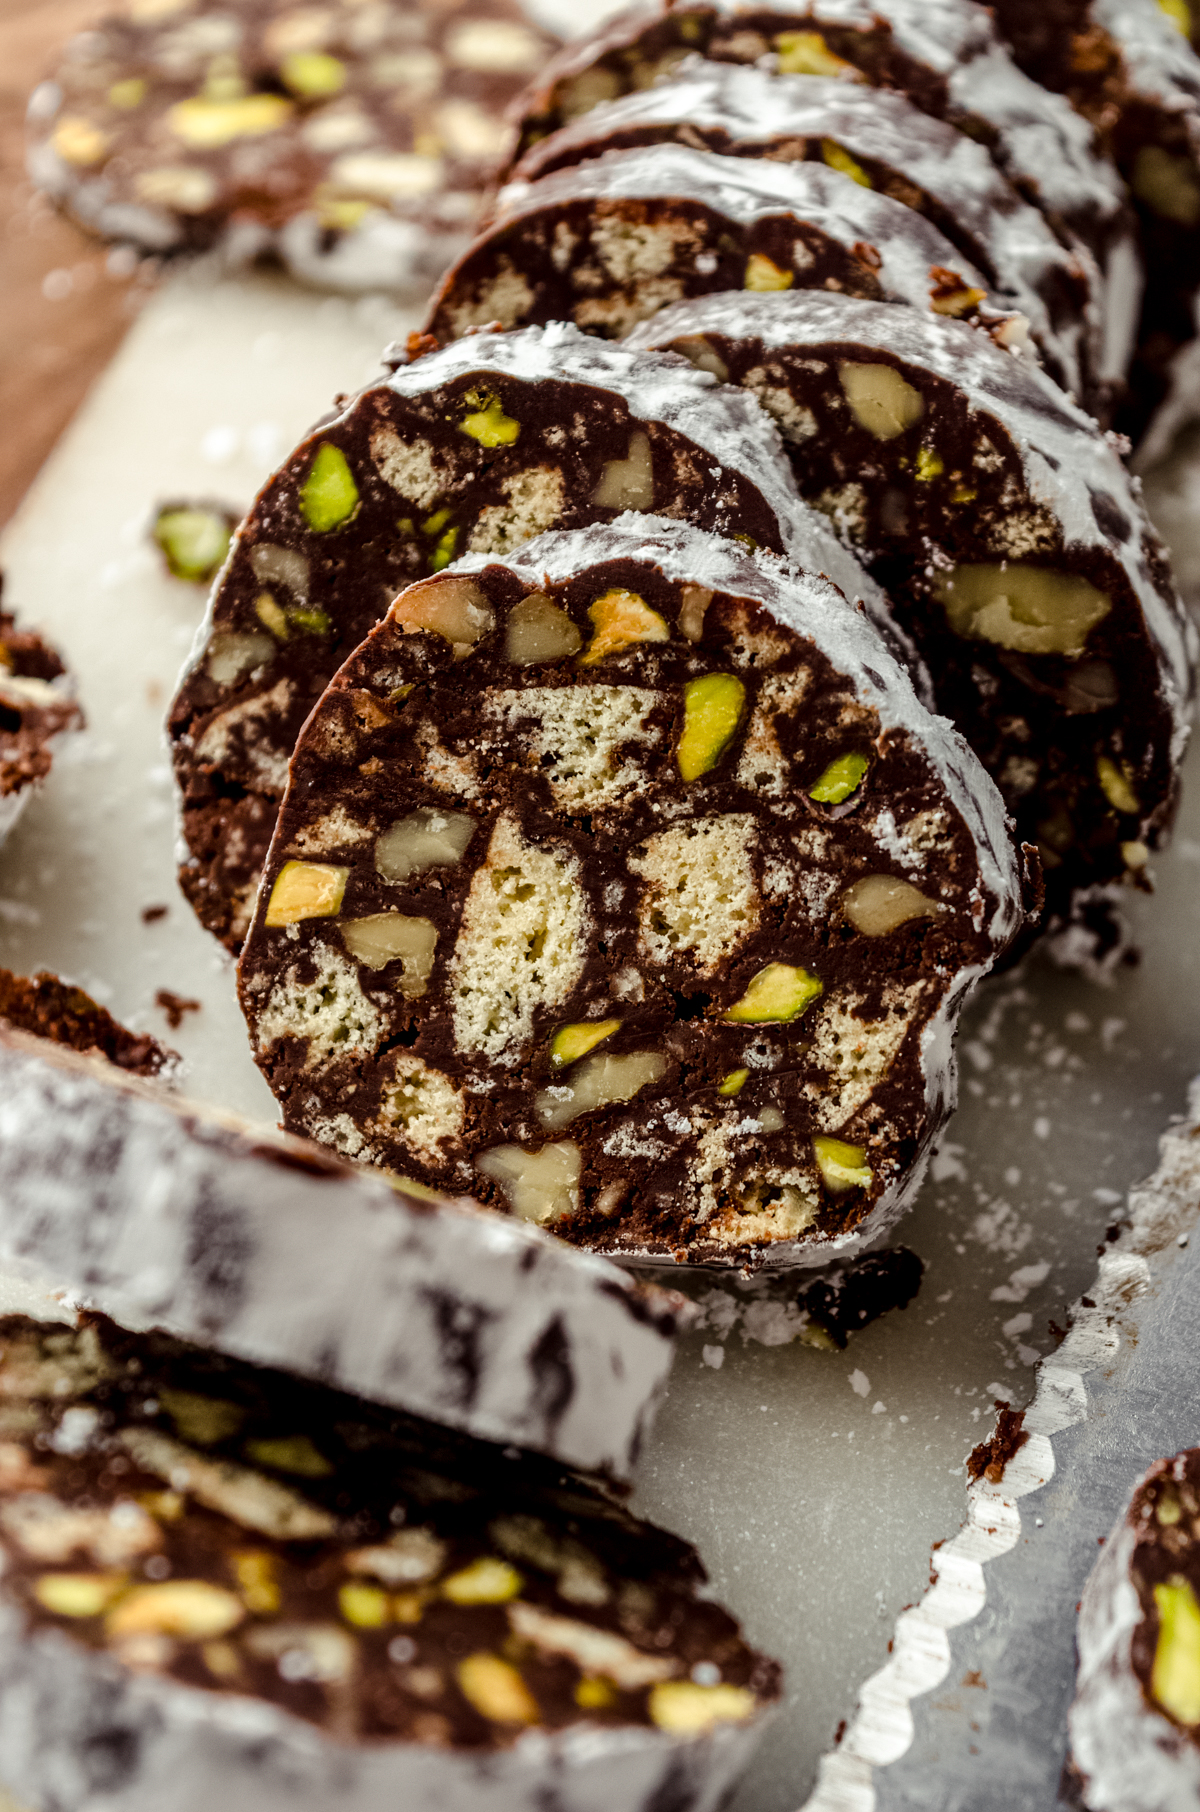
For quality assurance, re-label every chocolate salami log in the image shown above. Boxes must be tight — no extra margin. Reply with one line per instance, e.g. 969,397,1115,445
26,0,556,293
629,291,1194,924
987,0,1200,451
168,321,889,952
0,1313,778,1812
0,1024,686,1481
428,142,1058,382
237,514,1028,1268
505,0,1136,387
1069,1448,1200,1811
495,61,1124,412
0,600,83,847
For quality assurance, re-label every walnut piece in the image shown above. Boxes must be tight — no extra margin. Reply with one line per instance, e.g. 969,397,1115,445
934,563,1110,657
391,576,494,658
476,1139,581,1223
505,592,583,664
839,361,924,440
375,807,476,883
842,875,944,935
590,430,654,510
341,913,437,991
535,1051,667,1132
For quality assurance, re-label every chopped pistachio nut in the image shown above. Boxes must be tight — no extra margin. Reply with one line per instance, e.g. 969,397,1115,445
774,30,859,75
677,673,746,780
536,1052,667,1132
244,1435,332,1478
576,1676,618,1709
290,604,331,634
842,874,944,935
822,140,871,186
232,1550,280,1614
1159,0,1192,31
153,506,232,583
422,508,452,537
34,1572,126,1618
456,1651,539,1724
107,1580,246,1639
505,593,582,664
718,1068,749,1097
341,913,437,991
810,752,868,804
375,808,476,883
649,1679,757,1732
915,447,944,482
1097,755,1140,815
110,77,147,108
591,431,654,510
839,362,924,439
429,526,459,572
159,1389,245,1446
550,1018,621,1069
578,588,670,666
813,1135,873,1193
1122,839,1150,870
935,564,1110,658
442,1557,523,1604
724,963,822,1024
264,860,348,928
1158,1491,1184,1527
339,1582,389,1627
168,93,293,150
281,51,347,97
459,392,521,447
392,576,493,655
1153,1575,1200,1724
299,443,359,532
930,281,987,319
744,253,793,292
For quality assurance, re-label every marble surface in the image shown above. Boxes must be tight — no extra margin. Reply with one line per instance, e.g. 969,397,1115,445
0,260,1198,1812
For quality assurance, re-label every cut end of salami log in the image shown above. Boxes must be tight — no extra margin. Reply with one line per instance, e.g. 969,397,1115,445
1070,1447,1200,1811
238,515,1029,1268
0,1312,780,1812
628,290,1195,923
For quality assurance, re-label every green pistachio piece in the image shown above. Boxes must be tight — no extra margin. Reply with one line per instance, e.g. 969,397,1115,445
281,51,347,97
299,443,359,533
1097,755,1139,815
718,1068,749,1097
822,140,871,186
153,506,232,583
810,752,868,804
1153,1576,1200,1725
813,1135,873,1193
550,1018,621,1069
460,393,520,447
723,963,822,1024
677,674,746,781
429,525,459,572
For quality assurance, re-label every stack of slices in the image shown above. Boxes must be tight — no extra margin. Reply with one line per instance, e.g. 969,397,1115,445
151,0,1197,1275
0,986,780,1810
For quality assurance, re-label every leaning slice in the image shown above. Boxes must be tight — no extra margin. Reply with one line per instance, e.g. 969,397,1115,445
239,515,1028,1268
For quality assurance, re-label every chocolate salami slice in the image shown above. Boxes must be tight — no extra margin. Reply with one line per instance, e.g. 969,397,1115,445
987,0,1200,450
505,0,1135,395
427,142,1055,379
26,0,556,292
0,598,84,846
168,321,883,952
495,62,1118,409
0,1312,779,1812
0,1024,687,1481
237,515,1027,1269
1069,1448,1200,1811
629,290,1194,923
0,968,175,1079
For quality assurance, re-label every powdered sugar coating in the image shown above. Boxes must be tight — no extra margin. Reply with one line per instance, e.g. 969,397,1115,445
0,1027,688,1479
505,62,1104,387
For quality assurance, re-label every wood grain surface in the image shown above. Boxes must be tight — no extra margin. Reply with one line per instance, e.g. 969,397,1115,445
0,0,152,534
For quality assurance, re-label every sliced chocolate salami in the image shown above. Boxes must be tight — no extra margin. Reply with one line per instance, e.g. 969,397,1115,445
0,598,84,846
505,0,1136,396
1069,1447,1200,1811
0,968,175,1079
26,0,555,292
428,142,1053,378
495,62,1114,408
0,1312,779,1812
0,1024,686,1480
168,321,883,952
988,0,1200,449
629,290,1194,921
237,514,1028,1269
